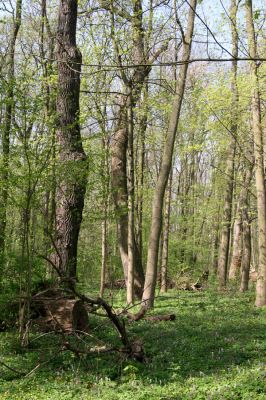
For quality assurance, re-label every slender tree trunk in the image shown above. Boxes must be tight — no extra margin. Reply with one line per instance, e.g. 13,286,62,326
136,84,148,256
245,0,266,307
0,0,22,257
40,0,56,277
109,0,153,298
217,0,238,289
100,133,110,297
142,0,197,308
240,198,251,292
161,170,173,293
100,219,108,297
127,92,135,304
228,209,242,280
53,0,87,282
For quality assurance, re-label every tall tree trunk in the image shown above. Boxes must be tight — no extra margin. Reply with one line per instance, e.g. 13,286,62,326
0,0,22,257
217,0,238,289
53,0,87,282
127,92,135,304
161,169,173,293
40,0,57,277
99,134,110,298
109,0,156,298
245,0,266,307
142,0,197,308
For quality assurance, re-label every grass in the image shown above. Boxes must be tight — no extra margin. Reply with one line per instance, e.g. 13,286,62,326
0,288,266,399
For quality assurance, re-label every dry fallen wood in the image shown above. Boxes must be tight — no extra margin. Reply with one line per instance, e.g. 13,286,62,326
125,307,176,322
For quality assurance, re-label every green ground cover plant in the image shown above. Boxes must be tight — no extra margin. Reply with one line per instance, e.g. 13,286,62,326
0,289,265,399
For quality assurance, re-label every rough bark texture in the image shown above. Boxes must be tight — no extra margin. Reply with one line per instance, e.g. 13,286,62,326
217,0,238,289
245,0,266,307
142,0,197,308
54,0,87,280
0,0,22,255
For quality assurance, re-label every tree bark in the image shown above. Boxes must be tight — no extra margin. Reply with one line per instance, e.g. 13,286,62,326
53,0,87,281
142,0,197,308
245,0,266,307
0,0,22,256
217,0,238,289
109,0,154,297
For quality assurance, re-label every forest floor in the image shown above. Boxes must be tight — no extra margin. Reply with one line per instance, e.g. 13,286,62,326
0,288,266,399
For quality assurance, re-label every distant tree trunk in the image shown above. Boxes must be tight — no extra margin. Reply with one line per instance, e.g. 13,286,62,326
211,224,219,275
245,0,266,307
161,169,173,293
0,0,22,257
229,163,253,280
240,197,251,292
100,219,108,297
228,209,242,280
142,0,197,309
53,0,87,282
217,0,238,289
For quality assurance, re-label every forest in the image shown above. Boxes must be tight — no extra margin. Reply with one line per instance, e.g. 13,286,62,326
0,0,266,399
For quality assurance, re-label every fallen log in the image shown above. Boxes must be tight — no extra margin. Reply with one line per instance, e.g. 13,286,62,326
32,293,89,333
125,307,176,323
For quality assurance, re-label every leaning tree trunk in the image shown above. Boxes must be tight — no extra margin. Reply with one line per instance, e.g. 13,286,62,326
0,0,22,260
53,0,87,282
245,0,266,307
217,0,238,289
142,0,197,309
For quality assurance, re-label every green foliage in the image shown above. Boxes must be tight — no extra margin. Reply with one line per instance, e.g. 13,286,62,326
0,290,265,399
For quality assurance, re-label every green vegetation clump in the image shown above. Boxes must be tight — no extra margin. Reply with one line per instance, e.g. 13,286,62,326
0,289,265,399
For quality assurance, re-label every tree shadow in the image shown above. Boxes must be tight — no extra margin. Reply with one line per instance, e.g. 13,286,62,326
128,292,266,382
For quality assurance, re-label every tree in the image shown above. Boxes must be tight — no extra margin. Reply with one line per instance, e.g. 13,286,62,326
217,0,238,289
142,0,197,309
0,0,22,264
245,0,266,307
53,0,87,282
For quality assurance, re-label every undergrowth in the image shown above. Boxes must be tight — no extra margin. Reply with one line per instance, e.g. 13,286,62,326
0,289,265,399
